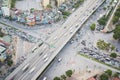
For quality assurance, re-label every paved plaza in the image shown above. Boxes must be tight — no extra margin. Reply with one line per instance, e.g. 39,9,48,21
15,0,43,10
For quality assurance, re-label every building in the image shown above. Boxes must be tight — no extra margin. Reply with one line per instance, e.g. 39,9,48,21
112,77,120,80
42,0,50,8
1,0,11,8
0,45,7,62
0,0,11,17
26,14,36,26
57,0,66,6
1,7,10,17
0,35,11,62
87,77,96,80
41,0,66,8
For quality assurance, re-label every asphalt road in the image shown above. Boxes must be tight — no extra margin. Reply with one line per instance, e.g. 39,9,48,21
5,0,106,80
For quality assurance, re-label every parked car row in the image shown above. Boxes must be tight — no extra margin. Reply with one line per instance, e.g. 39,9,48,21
79,47,120,69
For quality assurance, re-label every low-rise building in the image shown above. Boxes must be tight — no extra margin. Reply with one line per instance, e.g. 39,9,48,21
0,45,7,62
42,0,50,8
26,14,36,26
2,0,11,8
0,0,11,17
57,0,66,6
1,7,10,17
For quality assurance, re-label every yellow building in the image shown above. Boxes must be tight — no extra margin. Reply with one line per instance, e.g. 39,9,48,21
57,0,66,6
42,0,50,8
41,0,66,8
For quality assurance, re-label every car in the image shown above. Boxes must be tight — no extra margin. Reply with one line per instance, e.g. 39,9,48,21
43,77,47,80
69,27,72,30
75,25,79,28
58,58,62,62
39,52,43,56
70,30,73,34
22,64,29,72
43,54,47,59
64,26,67,29
64,33,67,36
29,67,36,73
54,37,57,40
44,57,48,62
38,42,43,47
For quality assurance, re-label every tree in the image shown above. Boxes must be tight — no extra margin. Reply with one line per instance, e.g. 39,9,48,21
111,45,115,51
7,59,13,66
114,11,120,17
54,77,61,80
110,53,117,58
11,0,16,8
54,0,58,7
113,72,119,77
78,0,84,3
113,26,120,39
9,15,13,21
62,11,71,16
46,4,52,8
113,72,120,77
90,23,96,31
105,69,112,77
103,7,107,10
0,28,4,37
98,15,107,25
97,40,110,50
66,70,73,77
0,70,2,75
61,75,66,80
100,73,109,80
112,16,119,24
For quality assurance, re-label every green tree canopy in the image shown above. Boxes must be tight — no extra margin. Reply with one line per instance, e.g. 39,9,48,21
54,77,61,80
65,70,73,77
90,23,96,31
100,73,109,80
7,59,13,66
110,53,117,58
113,26,120,39
113,72,119,77
97,40,110,50
0,28,4,37
112,16,119,24
98,15,107,25
61,75,66,80
62,11,71,16
46,4,52,8
11,0,16,8
105,69,112,76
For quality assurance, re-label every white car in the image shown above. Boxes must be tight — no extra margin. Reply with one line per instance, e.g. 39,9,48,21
44,57,48,62
64,33,67,36
54,37,57,40
43,77,47,80
58,58,62,62
29,67,36,73
70,30,73,34
43,54,47,59
22,64,29,71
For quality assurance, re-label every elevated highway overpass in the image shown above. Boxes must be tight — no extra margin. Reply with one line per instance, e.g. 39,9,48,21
5,0,107,80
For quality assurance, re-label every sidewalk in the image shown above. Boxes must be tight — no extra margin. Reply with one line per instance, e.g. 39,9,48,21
71,70,101,80
103,0,120,32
